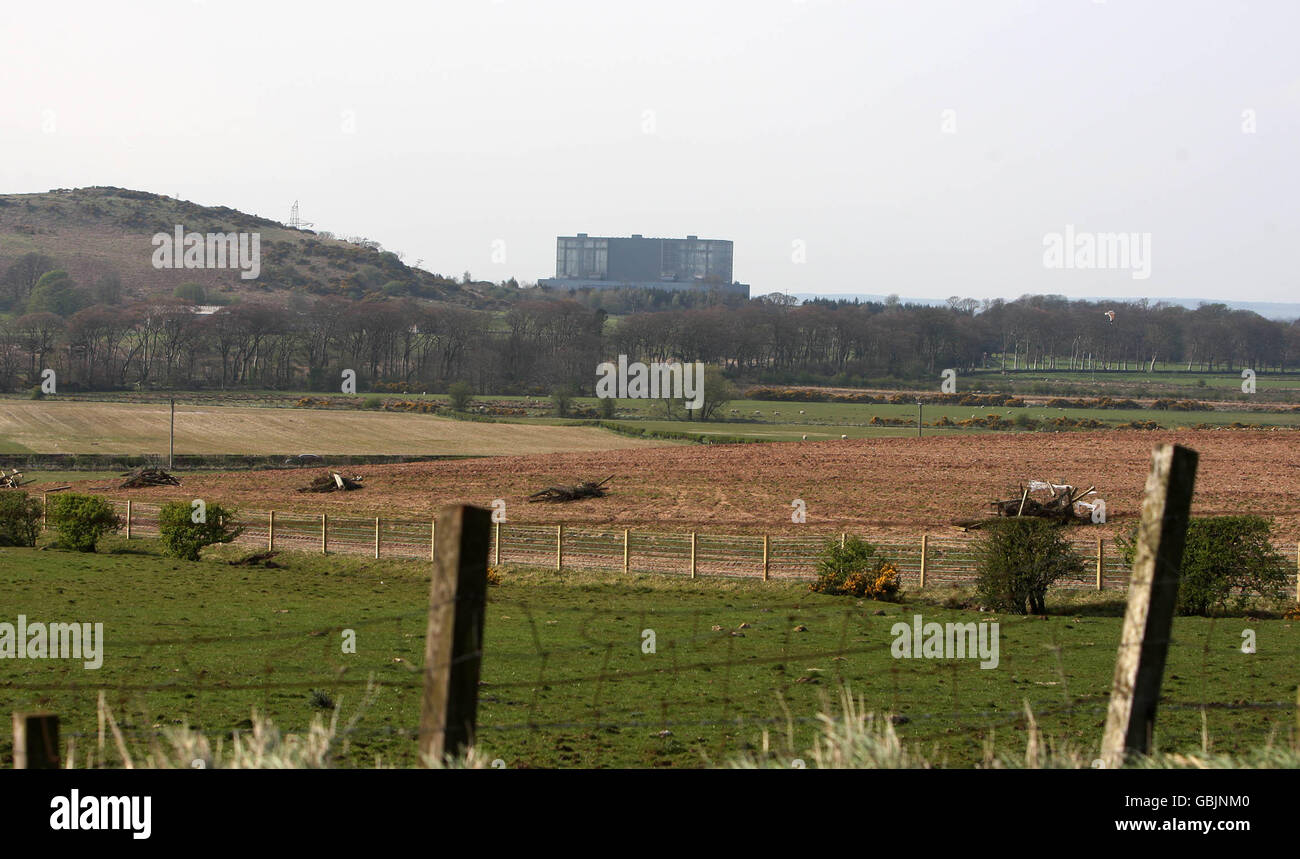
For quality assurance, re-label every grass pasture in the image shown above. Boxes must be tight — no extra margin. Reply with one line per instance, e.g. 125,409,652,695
972,366,1300,397
5,388,1298,456
2,540,1296,768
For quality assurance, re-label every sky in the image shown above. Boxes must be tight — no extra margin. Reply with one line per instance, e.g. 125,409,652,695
3,0,1297,302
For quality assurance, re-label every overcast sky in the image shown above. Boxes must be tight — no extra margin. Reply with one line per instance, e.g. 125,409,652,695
4,0,1297,303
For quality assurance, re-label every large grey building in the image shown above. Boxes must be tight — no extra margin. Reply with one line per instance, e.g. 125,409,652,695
539,233,749,297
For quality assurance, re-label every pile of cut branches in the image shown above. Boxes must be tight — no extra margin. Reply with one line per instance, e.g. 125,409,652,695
527,476,613,503
297,472,364,493
952,480,1101,530
120,467,181,488
989,480,1098,523
0,469,31,489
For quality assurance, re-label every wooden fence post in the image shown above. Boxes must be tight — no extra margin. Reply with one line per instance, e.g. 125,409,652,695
268,510,274,551
418,505,491,766
1096,536,1104,591
690,531,697,579
919,534,928,588
623,528,630,574
1100,443,1198,769
374,517,381,559
840,532,846,550
41,493,47,528
762,534,770,582
430,519,436,562
321,513,328,554
556,524,563,571
125,499,132,540
13,713,59,769
493,521,501,566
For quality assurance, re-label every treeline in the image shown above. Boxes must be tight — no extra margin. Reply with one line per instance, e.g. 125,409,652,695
1,284,1297,395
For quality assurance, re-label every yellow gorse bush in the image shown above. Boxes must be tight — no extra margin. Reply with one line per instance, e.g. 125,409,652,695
820,563,900,600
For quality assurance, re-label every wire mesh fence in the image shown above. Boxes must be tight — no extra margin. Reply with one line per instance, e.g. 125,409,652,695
95,497,1298,593
96,498,1174,591
10,497,1296,769
6,593,1297,769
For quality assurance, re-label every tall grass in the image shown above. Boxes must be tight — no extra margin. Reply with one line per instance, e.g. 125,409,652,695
728,687,1300,769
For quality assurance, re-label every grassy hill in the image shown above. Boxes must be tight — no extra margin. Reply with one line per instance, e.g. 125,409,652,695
0,186,505,309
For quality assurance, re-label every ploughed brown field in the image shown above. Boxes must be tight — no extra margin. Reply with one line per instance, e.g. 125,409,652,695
63,430,1300,540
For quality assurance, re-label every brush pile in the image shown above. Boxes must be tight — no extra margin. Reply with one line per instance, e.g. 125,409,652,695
527,476,613,503
298,472,364,493
989,480,1099,523
951,480,1101,530
0,469,31,489
119,467,181,488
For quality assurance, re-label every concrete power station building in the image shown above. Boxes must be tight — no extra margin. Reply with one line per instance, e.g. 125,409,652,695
539,234,750,297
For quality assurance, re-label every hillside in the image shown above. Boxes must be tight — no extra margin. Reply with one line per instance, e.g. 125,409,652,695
0,186,506,309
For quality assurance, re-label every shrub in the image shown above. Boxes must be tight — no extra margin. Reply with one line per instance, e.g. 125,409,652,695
811,538,900,600
0,491,42,547
308,689,335,710
447,381,473,412
597,397,616,419
158,500,243,561
48,493,122,552
842,563,901,600
1117,516,1291,616
173,282,207,303
974,518,1084,614
550,385,575,418
361,396,383,410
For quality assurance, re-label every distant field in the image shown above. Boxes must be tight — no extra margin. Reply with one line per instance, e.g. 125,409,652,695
975,364,1300,385
0,400,672,456
698,398,1300,431
580,397,1300,443
965,367,1300,401
6,391,1298,457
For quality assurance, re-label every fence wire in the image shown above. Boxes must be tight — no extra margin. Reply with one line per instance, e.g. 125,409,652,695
4,583,1297,769
101,499,1179,589
8,502,1296,768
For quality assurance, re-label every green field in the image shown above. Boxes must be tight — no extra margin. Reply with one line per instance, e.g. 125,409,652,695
582,397,1300,443
3,539,1296,768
